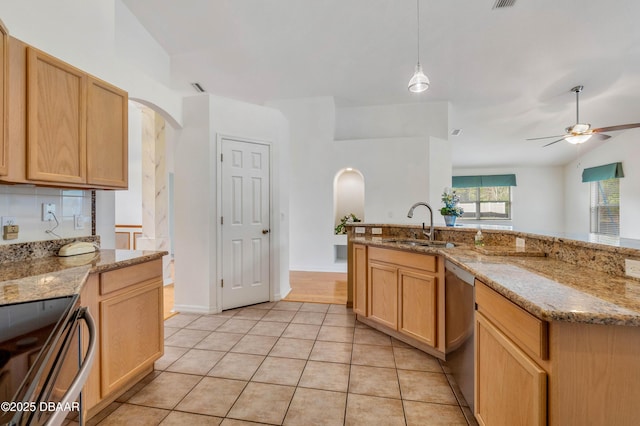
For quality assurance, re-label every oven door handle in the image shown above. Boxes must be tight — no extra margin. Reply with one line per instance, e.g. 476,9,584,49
45,307,97,426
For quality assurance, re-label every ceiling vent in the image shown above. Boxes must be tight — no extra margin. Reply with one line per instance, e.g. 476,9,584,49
493,0,516,9
451,129,462,136
191,82,206,93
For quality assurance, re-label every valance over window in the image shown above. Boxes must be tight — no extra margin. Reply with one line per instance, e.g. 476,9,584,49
582,162,624,183
452,174,517,188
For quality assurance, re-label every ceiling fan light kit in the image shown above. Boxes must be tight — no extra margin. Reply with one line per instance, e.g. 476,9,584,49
527,85,640,147
408,0,430,93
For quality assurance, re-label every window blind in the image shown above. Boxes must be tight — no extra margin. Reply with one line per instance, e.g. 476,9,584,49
582,162,624,183
452,174,516,188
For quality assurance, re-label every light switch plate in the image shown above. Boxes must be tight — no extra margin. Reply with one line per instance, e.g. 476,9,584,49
626,259,640,279
74,214,85,230
355,227,365,234
371,228,382,235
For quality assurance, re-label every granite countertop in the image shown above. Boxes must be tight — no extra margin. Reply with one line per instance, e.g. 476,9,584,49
0,249,167,306
352,236,640,327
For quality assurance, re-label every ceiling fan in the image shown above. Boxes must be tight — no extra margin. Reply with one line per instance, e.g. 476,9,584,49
527,85,640,147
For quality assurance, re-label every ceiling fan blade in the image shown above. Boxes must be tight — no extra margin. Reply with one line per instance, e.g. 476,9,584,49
592,123,640,133
542,138,566,147
526,134,567,141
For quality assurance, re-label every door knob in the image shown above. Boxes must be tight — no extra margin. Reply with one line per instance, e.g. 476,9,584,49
262,229,270,234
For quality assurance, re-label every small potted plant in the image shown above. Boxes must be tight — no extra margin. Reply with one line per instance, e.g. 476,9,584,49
335,213,361,235
440,188,464,226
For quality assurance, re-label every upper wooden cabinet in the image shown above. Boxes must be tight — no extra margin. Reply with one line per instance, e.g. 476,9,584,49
86,76,128,187
0,20,8,176
1,37,128,189
27,47,87,184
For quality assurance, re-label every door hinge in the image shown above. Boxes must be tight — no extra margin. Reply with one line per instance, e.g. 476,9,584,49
221,216,224,225
221,279,224,288
220,153,223,162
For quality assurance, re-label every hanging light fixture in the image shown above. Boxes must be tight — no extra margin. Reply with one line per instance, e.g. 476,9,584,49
408,0,430,93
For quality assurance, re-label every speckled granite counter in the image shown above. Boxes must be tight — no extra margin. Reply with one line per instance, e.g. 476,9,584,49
0,249,167,306
351,235,640,327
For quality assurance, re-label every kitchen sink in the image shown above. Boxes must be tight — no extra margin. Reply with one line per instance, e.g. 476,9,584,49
384,239,455,248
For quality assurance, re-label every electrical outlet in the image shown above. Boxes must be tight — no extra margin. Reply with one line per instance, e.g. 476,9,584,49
1,216,16,228
371,228,383,235
42,203,56,221
515,237,525,248
626,259,640,279
74,214,85,230
355,227,365,234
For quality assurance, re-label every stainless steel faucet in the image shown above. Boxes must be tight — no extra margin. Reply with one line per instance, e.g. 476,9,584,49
407,202,434,241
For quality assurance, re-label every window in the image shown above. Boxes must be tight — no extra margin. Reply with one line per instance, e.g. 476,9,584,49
590,179,619,236
456,186,512,220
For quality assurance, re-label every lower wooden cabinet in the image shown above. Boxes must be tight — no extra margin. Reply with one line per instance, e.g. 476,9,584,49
368,260,398,329
364,246,443,353
475,312,547,426
352,244,367,316
399,269,437,346
80,259,164,418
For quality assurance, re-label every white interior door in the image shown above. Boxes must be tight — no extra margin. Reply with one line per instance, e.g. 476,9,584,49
221,138,270,310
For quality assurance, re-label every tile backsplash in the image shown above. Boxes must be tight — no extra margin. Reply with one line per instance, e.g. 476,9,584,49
0,185,92,245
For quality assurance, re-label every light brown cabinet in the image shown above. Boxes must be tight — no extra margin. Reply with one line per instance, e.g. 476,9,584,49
86,76,128,187
363,246,444,355
1,37,128,189
80,259,163,419
0,19,7,176
399,269,437,347
475,280,547,426
352,244,367,316
368,259,398,329
27,47,87,184
475,312,547,426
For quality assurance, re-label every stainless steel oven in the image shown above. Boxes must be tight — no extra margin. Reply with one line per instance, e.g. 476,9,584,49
0,295,96,426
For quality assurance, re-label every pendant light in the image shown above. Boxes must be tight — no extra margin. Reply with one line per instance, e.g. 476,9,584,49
408,0,430,93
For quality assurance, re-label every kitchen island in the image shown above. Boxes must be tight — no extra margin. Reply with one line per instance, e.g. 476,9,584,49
347,224,640,426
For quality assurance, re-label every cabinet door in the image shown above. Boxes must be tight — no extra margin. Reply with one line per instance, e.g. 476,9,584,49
27,47,87,184
368,261,398,329
86,76,128,188
399,268,437,346
100,280,163,397
475,313,547,426
353,244,367,316
0,20,7,176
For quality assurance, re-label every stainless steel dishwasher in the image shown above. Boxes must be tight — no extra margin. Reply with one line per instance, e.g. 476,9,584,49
444,260,475,411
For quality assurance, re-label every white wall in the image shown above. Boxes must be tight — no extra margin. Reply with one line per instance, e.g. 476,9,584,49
114,102,143,226
269,98,451,272
452,166,565,234
174,94,290,314
563,130,640,239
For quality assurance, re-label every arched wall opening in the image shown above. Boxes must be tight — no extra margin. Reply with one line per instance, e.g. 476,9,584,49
332,168,365,264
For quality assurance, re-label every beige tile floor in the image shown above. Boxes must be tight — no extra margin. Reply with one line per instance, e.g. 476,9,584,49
82,301,478,425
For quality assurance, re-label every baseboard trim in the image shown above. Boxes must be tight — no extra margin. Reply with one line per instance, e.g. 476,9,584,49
172,304,219,315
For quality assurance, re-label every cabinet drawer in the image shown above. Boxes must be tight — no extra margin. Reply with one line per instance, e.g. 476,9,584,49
368,247,437,272
100,259,162,295
476,280,548,360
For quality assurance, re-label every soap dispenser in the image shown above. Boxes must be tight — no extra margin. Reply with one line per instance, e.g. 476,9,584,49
474,229,484,247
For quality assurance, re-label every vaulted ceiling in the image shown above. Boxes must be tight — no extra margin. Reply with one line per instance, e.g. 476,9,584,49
122,0,640,168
